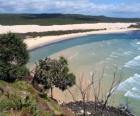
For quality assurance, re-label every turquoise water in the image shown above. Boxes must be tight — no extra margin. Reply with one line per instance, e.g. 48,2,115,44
29,31,140,115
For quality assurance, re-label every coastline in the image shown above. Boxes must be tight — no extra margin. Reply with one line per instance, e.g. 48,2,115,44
0,23,139,51
0,23,135,34
24,28,139,51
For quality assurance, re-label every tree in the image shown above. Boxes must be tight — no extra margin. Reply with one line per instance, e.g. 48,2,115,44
32,57,76,98
67,69,122,116
0,33,29,82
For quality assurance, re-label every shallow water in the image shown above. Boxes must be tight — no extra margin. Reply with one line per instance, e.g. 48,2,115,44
29,31,140,116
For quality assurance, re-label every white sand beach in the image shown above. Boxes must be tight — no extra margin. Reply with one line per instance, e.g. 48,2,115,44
24,28,139,51
0,23,134,33
0,23,139,50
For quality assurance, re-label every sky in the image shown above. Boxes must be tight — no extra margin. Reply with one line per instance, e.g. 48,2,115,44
0,0,140,18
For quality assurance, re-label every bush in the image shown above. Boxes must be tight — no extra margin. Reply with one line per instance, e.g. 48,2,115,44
0,33,29,82
33,57,76,98
0,94,22,111
0,94,39,115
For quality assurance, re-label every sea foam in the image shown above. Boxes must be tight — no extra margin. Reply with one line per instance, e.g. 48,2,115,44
124,56,140,68
123,51,132,55
116,73,140,100
117,73,140,91
136,42,140,45
124,91,140,100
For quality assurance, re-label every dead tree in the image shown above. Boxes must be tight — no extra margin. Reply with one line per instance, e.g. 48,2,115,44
101,71,122,115
67,68,122,116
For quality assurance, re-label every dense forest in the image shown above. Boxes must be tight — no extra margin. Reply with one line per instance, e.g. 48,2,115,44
0,14,140,25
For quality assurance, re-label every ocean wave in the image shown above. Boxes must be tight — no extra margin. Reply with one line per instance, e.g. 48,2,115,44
136,42,140,45
112,52,122,56
117,73,140,91
124,90,140,100
105,57,112,61
130,40,140,48
69,52,79,60
116,74,140,100
124,55,140,68
123,51,133,55
110,54,118,58
110,51,131,58
109,52,121,58
132,87,139,91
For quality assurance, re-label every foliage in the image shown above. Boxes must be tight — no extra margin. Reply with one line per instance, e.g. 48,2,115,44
14,29,106,39
0,94,39,115
129,23,140,28
22,96,39,116
0,80,65,116
0,33,29,82
0,14,140,26
33,57,76,97
0,94,22,111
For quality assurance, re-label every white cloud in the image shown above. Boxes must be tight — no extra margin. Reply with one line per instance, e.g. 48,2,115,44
0,0,139,17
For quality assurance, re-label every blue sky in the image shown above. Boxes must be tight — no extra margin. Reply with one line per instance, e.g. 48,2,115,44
0,0,140,18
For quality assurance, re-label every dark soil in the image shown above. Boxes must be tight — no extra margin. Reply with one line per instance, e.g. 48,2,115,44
63,101,134,116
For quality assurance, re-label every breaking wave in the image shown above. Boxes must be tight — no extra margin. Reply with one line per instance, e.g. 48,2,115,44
117,74,140,100
124,56,140,68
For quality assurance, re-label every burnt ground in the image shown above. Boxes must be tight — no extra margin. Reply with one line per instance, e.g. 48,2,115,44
63,101,134,116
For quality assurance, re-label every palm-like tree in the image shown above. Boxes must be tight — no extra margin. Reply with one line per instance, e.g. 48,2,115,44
33,57,75,98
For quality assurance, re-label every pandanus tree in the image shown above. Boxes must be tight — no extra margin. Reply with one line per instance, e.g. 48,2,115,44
33,57,76,98
0,33,29,82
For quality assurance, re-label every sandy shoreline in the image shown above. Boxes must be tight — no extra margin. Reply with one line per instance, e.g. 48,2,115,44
24,28,139,51
0,23,135,34
1,23,139,102
0,23,139,51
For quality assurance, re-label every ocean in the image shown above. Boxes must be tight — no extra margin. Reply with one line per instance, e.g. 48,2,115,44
29,30,140,116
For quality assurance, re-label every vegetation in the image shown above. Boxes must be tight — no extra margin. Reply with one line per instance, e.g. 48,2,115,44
0,80,67,116
0,33,29,82
32,57,76,98
129,23,140,28
65,101,133,116
64,70,133,116
0,33,134,116
0,14,140,25
0,33,74,115
14,28,106,39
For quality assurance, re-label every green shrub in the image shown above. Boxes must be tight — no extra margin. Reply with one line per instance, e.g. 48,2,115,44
0,33,29,82
22,96,39,116
0,94,22,111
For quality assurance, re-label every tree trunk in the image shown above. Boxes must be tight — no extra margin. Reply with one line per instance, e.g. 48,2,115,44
50,87,53,98
83,95,86,116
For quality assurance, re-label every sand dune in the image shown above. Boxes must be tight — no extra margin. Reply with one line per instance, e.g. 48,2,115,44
0,23,135,34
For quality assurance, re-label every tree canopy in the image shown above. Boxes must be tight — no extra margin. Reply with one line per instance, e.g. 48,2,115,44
0,33,29,82
33,57,76,98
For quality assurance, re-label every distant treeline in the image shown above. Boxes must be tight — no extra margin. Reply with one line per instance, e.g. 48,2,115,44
13,29,106,39
0,14,140,25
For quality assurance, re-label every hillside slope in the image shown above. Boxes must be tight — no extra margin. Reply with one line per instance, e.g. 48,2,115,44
0,14,140,25
0,80,72,116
